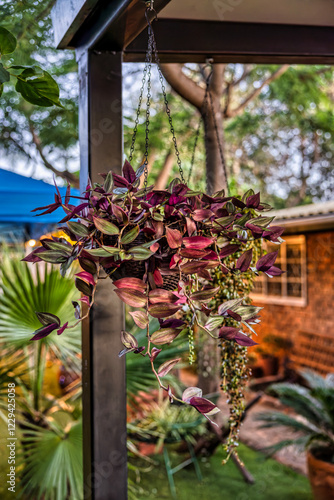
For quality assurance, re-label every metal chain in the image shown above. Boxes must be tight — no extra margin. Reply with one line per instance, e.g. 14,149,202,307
188,83,209,184
129,26,152,164
143,31,153,190
147,11,185,184
129,8,185,185
188,68,229,194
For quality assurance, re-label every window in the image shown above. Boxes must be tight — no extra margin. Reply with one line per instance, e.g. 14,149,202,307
251,235,307,306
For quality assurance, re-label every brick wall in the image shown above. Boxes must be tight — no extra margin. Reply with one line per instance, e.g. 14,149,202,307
252,230,334,372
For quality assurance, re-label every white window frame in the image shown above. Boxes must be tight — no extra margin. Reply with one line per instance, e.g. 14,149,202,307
251,235,307,307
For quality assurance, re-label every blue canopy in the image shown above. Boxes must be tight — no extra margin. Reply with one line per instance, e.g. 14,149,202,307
0,169,80,242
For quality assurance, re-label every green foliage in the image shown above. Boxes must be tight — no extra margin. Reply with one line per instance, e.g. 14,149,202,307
0,23,61,107
19,419,83,500
0,0,78,181
0,255,81,365
225,64,334,206
256,371,334,461
0,26,16,55
0,250,83,499
130,443,312,500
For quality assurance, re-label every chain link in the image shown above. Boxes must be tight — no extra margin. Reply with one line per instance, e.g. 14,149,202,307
150,30,185,183
188,83,209,184
129,9,185,186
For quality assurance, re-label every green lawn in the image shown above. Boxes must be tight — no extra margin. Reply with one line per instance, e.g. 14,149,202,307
1,413,311,500
132,444,312,500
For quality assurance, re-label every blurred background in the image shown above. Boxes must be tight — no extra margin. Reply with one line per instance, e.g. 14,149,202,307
0,1,333,499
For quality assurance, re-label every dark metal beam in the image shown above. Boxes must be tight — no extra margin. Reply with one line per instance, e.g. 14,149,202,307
78,50,127,500
53,0,172,51
123,20,334,64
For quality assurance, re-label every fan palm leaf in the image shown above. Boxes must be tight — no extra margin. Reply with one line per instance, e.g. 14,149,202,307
0,258,81,367
19,419,83,500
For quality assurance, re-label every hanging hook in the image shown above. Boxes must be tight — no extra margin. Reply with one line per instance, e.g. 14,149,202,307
145,0,154,11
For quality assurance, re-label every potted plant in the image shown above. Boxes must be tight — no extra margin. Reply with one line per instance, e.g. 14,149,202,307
23,159,285,461
256,370,334,500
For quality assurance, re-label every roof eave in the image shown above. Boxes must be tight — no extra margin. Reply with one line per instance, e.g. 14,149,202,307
275,214,334,234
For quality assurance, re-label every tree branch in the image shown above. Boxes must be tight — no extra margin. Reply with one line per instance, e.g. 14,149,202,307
29,122,79,188
160,63,205,110
226,65,290,118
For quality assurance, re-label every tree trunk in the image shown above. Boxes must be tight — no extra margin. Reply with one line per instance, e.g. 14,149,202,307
203,99,227,195
155,151,174,189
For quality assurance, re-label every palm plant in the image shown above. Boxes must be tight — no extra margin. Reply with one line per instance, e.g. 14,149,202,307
0,252,83,499
256,370,334,462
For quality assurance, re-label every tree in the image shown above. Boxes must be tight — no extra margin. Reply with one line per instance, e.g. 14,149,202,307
160,63,289,194
161,63,334,205
0,0,79,186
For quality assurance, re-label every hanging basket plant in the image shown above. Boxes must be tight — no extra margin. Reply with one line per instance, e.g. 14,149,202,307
24,166,283,428
23,10,285,463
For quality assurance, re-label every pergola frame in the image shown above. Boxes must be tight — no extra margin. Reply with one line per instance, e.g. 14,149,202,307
51,1,334,498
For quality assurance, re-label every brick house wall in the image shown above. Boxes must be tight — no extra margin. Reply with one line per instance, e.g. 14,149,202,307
252,230,334,373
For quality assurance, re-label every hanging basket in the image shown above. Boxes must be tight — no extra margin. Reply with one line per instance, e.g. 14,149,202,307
24,5,286,468
99,229,183,291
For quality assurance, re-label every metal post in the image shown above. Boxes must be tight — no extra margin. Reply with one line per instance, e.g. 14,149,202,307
77,49,127,500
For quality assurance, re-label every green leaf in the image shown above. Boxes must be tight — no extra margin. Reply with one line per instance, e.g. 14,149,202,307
93,217,119,235
0,63,10,84
0,27,17,55
234,305,263,320
129,245,153,261
121,225,139,244
103,171,114,193
0,83,3,98
85,246,118,257
248,216,275,228
15,66,62,107
67,221,90,237
44,241,72,255
38,251,67,264
204,316,224,332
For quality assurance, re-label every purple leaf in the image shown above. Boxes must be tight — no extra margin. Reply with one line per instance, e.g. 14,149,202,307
159,318,185,329
75,271,96,286
157,358,181,377
148,303,182,319
263,226,285,242
58,203,89,223
236,248,253,272
166,227,183,249
30,323,58,341
192,209,214,221
151,347,162,361
234,332,258,347
57,322,69,335
183,236,214,249
265,265,284,277
256,251,278,272
188,396,219,415
122,160,136,183
246,192,260,208
219,244,240,258
114,288,147,307
113,277,147,292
